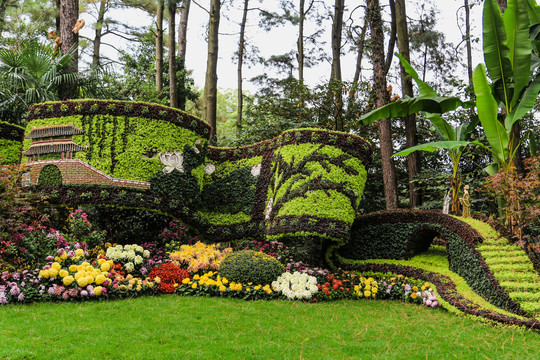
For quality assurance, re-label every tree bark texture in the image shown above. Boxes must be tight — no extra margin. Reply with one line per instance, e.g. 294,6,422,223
368,0,398,209
59,0,78,99
92,0,107,66
177,0,190,110
204,0,220,145
331,0,344,131
297,0,305,86
464,0,473,86
395,0,420,208
169,0,178,108
385,0,397,74
237,0,249,138
155,0,164,93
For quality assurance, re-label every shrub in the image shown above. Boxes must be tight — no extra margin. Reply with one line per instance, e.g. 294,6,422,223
37,165,62,186
218,250,285,285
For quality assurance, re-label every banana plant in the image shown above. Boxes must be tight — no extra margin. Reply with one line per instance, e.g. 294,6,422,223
473,0,540,175
360,53,477,212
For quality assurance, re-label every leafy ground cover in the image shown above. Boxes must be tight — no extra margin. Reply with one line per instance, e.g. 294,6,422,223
1,296,539,360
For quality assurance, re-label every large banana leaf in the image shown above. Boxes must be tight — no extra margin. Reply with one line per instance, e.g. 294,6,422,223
359,96,470,124
506,73,540,127
483,0,514,106
504,0,532,110
525,0,540,24
395,53,437,97
392,141,474,157
473,64,509,165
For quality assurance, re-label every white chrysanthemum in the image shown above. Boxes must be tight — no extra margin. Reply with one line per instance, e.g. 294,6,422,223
124,262,135,272
124,245,133,251
274,271,318,300
127,250,136,260
143,250,150,259
134,255,143,265
135,246,144,253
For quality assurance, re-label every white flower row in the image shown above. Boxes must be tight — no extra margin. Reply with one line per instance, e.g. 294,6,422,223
106,244,150,264
272,271,318,300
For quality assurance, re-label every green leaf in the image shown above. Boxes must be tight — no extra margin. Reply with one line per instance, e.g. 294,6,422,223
472,64,509,165
395,53,437,97
525,0,540,24
392,141,473,157
504,0,532,110
425,113,455,141
506,73,540,128
360,96,470,124
483,0,514,107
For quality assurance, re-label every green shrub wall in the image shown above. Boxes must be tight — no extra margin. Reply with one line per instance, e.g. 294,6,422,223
0,121,24,164
25,102,373,265
338,210,525,315
25,100,210,181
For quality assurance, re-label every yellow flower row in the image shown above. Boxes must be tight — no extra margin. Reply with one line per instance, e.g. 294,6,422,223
40,260,114,287
183,271,272,294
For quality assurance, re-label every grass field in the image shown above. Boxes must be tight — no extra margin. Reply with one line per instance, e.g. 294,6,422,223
1,295,539,360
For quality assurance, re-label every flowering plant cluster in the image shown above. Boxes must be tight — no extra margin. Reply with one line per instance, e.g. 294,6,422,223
284,260,329,279
160,221,199,248
272,272,319,300
352,277,378,299
108,271,157,296
379,275,440,308
177,271,274,300
169,241,232,273
105,244,151,276
148,262,190,293
68,210,106,249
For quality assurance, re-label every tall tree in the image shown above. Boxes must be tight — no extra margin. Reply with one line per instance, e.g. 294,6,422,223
155,0,164,93
236,0,249,138
204,0,220,145
330,0,345,131
368,0,398,209
177,0,190,110
168,0,177,108
92,0,107,66
395,0,420,208
59,0,78,99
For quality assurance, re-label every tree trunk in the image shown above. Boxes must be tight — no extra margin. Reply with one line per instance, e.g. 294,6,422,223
169,0,178,108
59,0,78,99
92,0,107,67
204,0,220,145
177,0,190,110
156,0,164,93
395,0,420,208
56,0,61,34
464,0,473,86
331,0,344,131
237,0,249,138
385,0,397,74
345,14,368,122
298,0,305,86
368,0,398,209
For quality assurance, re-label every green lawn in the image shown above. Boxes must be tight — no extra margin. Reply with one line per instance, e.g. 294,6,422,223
1,296,539,359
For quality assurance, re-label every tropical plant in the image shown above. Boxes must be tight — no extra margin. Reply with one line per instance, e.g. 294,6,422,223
0,41,78,125
360,54,476,213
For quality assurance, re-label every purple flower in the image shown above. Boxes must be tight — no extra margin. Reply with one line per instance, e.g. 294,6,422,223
404,284,411,292
20,282,25,288
73,242,81,250
113,284,119,290
0,295,7,304
48,287,56,295
431,301,439,307
140,267,148,276
67,251,75,259
17,293,25,302
10,286,20,296
426,300,433,307
57,248,65,256
86,285,94,292
101,287,107,294
46,256,54,262
80,290,88,297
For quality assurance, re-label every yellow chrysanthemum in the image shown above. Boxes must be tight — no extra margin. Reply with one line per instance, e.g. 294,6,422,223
63,275,74,286
48,268,58,278
95,274,107,285
39,269,49,279
219,285,226,292
75,249,85,257
51,262,61,271
100,262,110,272
94,286,102,296
364,290,371,297
60,252,68,260
191,282,197,289
68,265,77,273
77,277,88,287
86,276,94,285
59,269,69,278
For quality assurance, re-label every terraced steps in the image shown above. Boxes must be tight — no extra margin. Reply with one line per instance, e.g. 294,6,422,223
475,235,540,317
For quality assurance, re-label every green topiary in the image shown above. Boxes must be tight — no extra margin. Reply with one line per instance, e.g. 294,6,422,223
38,164,62,186
218,250,285,285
